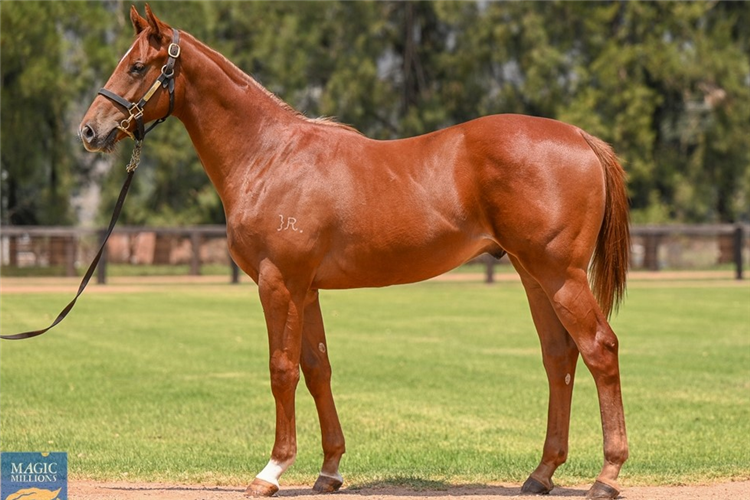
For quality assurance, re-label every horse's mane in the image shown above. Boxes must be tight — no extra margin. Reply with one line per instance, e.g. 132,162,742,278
183,31,361,135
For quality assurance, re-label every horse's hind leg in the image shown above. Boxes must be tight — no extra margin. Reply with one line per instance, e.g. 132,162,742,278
518,259,628,500
300,291,346,493
512,258,580,495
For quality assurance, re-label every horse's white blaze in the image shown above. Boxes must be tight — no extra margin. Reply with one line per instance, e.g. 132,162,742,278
255,458,294,487
119,44,135,64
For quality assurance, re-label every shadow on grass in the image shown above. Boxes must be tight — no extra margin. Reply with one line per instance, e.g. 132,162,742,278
90,479,589,498
102,484,245,493
278,476,588,497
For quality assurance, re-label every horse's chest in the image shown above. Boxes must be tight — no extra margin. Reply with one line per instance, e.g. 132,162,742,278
225,207,324,279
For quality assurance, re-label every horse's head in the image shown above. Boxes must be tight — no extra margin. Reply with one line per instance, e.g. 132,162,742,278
80,5,179,152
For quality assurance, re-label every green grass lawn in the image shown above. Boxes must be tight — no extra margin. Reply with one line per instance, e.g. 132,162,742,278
1,280,748,487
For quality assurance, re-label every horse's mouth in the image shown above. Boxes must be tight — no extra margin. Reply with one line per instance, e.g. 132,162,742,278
101,128,121,153
81,127,120,153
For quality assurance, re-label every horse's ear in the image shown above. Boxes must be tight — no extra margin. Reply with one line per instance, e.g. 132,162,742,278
130,5,148,35
144,3,170,43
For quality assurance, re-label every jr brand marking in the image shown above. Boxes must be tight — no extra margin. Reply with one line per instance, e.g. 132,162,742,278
277,215,302,233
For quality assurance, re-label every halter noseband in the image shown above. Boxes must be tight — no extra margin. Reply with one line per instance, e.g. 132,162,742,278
98,29,181,141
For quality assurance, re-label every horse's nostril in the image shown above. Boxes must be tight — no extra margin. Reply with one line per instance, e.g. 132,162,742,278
81,124,96,142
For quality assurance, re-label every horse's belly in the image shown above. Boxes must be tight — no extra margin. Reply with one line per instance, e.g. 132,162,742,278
312,231,495,289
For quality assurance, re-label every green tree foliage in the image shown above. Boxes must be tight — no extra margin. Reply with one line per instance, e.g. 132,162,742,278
1,1,124,226
3,1,749,226
553,1,750,222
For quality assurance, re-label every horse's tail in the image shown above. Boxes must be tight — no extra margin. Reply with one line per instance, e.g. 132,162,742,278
580,131,630,318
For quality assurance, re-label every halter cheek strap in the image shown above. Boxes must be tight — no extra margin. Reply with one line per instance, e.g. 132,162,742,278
98,29,181,141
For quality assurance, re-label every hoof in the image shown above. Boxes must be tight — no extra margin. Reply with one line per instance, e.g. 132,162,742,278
520,476,553,495
313,474,343,494
245,478,280,497
586,479,620,499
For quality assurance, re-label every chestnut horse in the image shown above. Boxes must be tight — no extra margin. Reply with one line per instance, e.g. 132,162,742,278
80,7,629,499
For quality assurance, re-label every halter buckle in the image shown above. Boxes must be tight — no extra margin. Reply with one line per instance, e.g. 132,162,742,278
168,43,181,59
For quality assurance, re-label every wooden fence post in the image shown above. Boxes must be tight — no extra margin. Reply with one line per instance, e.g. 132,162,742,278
190,231,201,276
230,253,240,284
65,236,77,277
734,224,744,280
485,255,495,284
643,233,661,271
9,235,18,266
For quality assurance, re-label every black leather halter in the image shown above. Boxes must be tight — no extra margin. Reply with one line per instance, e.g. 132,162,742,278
98,29,181,141
0,30,182,341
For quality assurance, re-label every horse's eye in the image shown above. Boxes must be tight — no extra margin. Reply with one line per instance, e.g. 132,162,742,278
130,62,146,75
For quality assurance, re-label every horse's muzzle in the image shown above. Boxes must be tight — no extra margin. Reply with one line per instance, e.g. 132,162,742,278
79,122,118,152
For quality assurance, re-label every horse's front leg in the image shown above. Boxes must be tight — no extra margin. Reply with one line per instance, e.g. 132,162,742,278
300,291,345,493
246,264,311,497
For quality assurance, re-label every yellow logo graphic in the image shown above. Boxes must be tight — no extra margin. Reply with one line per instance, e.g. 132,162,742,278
5,487,61,500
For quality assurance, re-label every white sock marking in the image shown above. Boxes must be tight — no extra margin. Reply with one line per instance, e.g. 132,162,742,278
256,458,294,487
318,470,343,483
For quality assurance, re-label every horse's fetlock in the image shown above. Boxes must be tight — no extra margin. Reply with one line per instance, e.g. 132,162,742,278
607,445,629,466
273,451,296,466
543,446,568,467
329,440,346,458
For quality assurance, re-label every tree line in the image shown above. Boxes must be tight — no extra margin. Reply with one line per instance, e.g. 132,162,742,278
2,1,748,227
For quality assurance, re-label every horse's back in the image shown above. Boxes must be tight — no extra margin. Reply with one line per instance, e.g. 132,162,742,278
308,114,606,288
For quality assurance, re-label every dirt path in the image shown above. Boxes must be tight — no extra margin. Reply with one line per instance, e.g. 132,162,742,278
69,480,750,500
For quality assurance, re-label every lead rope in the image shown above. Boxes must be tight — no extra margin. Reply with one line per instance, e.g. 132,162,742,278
1,141,142,340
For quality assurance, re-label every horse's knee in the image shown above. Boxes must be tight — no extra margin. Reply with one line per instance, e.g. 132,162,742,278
269,353,300,396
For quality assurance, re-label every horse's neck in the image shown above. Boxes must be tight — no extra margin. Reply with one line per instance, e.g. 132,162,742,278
174,33,299,206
